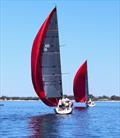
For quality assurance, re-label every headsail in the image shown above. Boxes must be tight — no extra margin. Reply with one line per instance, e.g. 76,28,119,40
73,60,89,103
31,8,63,106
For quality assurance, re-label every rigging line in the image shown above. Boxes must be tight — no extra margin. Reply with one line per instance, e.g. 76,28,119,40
40,66,60,68
43,80,61,82
43,74,62,77
48,29,58,32
62,73,70,75
42,73,70,77
59,44,66,47
44,83,61,85
43,81,61,84
42,52,59,54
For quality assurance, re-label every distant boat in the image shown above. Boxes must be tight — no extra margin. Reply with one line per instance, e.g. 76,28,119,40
31,7,73,114
73,60,95,107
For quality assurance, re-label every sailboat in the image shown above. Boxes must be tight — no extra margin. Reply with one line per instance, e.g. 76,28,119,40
31,7,73,114
73,60,95,107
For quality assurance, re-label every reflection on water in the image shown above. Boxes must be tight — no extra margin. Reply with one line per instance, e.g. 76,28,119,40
28,102,120,138
74,107,87,111
29,114,59,138
0,101,120,138
29,113,73,138
29,109,90,138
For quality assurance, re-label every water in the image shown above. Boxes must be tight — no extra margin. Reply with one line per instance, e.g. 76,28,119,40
0,101,120,138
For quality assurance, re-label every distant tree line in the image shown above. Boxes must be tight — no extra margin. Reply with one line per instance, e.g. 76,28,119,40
88,94,120,101
0,96,39,101
0,95,120,101
67,94,120,101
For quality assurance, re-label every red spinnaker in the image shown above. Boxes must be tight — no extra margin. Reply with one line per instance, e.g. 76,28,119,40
31,8,59,106
73,60,89,103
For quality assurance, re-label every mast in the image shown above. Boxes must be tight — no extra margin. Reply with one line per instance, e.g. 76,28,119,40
85,61,89,103
31,7,63,106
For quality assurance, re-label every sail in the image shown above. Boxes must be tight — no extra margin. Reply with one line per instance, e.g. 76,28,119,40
31,8,63,106
73,60,89,103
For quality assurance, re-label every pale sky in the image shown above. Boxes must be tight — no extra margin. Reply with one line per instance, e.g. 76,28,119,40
0,0,119,97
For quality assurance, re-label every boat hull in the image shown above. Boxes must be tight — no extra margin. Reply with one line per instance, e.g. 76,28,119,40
54,107,73,115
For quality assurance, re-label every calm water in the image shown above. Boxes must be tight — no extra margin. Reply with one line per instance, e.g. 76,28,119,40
0,101,120,138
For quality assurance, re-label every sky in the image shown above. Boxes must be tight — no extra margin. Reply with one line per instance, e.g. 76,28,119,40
0,0,119,97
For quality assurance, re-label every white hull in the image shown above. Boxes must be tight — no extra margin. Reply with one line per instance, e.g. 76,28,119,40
54,107,73,115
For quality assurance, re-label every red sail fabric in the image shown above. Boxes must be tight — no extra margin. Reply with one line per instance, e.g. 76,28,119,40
31,8,59,106
73,60,88,103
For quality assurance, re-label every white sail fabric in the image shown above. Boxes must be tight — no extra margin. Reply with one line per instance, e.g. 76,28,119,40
41,11,63,98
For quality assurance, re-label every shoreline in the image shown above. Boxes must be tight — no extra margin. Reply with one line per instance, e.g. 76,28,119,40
0,100,120,102
0,100,40,102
